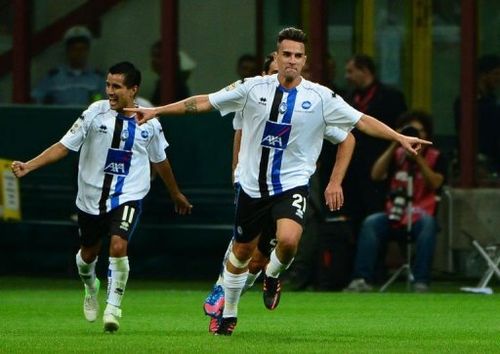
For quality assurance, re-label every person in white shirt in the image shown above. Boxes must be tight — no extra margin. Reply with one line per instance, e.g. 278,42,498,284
203,52,356,333
126,27,430,336
11,61,192,333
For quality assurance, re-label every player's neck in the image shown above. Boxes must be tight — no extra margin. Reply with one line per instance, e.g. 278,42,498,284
117,103,136,117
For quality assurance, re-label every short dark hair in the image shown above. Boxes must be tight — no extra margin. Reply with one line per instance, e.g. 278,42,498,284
263,52,275,74
478,54,500,75
277,27,307,47
351,54,376,75
396,110,434,138
108,62,141,87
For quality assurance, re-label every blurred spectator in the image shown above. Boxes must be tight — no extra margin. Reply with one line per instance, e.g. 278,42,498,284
31,26,105,105
454,54,500,175
325,53,344,95
344,111,446,293
150,41,196,105
301,61,311,80
344,54,407,225
236,54,259,80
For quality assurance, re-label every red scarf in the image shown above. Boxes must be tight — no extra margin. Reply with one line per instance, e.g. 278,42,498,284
353,83,379,112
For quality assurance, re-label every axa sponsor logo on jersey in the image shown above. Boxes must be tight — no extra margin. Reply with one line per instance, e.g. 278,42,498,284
261,121,292,150
104,148,132,176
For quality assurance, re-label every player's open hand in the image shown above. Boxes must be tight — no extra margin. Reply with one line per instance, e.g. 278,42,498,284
398,134,432,156
324,180,344,211
11,161,29,178
173,192,193,215
124,107,157,125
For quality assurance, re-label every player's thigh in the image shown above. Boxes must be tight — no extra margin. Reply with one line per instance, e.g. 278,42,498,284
234,188,272,244
108,201,142,242
77,210,107,247
271,186,308,247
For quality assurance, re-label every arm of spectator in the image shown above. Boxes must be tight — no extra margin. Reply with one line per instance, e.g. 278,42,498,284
371,142,398,181
409,153,445,191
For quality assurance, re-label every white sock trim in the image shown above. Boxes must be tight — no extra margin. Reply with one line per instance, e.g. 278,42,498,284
265,250,293,278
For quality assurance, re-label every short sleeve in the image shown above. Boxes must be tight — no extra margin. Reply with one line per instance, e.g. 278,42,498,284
324,126,348,145
323,89,363,130
208,80,248,117
147,120,169,163
59,103,97,151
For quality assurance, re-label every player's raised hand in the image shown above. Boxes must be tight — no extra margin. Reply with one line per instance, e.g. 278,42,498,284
11,161,30,178
124,107,157,125
398,134,432,156
172,192,193,215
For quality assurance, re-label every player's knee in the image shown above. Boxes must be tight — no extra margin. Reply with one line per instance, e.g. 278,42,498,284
80,247,98,263
228,250,250,269
276,236,299,254
109,237,128,257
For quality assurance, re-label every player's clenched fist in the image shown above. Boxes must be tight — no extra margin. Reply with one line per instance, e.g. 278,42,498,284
11,161,29,178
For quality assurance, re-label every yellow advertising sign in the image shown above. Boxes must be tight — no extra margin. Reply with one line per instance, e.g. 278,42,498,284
0,159,21,220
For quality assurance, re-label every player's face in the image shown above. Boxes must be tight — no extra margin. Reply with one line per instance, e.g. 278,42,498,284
276,39,307,84
106,73,138,113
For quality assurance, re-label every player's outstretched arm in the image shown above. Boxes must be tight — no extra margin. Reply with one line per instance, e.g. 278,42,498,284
125,95,214,124
152,159,193,215
355,114,432,155
324,133,355,211
11,142,69,178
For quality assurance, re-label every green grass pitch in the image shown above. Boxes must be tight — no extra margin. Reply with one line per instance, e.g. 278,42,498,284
0,277,498,353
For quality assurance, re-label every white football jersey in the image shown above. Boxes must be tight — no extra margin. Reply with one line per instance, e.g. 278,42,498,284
60,100,168,215
209,74,362,198
232,111,350,185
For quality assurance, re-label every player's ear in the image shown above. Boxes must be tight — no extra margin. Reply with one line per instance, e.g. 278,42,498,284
131,85,138,97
